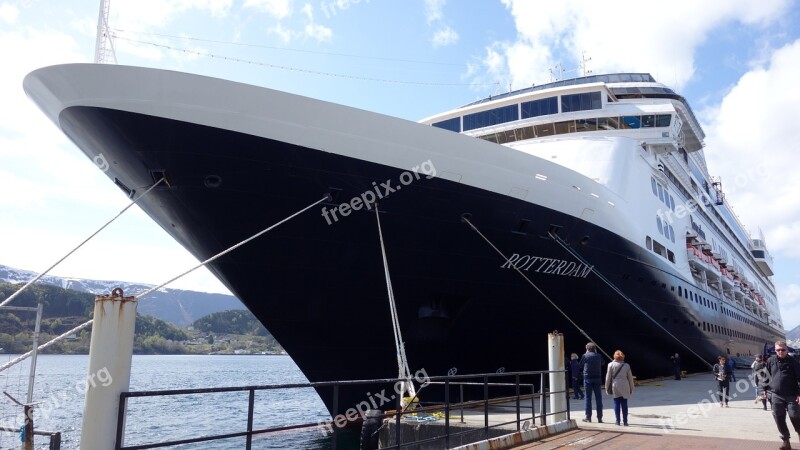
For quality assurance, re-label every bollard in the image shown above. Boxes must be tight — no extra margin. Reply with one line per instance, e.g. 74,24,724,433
548,331,566,422
359,410,383,450
80,288,137,450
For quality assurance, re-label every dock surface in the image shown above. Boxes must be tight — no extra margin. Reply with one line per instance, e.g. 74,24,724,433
468,370,789,449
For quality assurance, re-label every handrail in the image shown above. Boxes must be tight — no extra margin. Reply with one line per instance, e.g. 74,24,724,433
114,369,572,450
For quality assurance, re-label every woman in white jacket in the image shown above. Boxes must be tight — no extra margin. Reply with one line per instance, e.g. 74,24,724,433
605,350,635,426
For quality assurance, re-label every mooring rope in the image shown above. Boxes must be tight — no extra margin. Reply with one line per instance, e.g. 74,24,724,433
548,232,713,370
137,195,330,299
461,215,612,361
374,206,416,405
0,177,165,309
0,320,94,374
0,195,330,375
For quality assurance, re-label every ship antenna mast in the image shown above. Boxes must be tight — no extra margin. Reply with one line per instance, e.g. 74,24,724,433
94,0,117,64
580,51,592,76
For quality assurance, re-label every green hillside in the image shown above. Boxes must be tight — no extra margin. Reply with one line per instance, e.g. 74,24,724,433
0,283,194,354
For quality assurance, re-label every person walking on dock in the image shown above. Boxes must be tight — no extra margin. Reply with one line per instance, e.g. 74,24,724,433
579,342,603,423
671,353,681,380
569,353,584,400
766,340,800,450
751,354,771,411
713,356,732,407
727,355,737,382
605,350,634,426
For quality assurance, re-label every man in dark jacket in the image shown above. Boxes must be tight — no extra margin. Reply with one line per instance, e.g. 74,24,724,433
671,353,681,380
766,340,800,450
579,342,603,423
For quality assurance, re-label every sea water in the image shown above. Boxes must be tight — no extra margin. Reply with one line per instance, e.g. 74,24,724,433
0,354,359,449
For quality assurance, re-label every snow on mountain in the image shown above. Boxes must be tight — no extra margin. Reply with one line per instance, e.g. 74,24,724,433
0,264,246,326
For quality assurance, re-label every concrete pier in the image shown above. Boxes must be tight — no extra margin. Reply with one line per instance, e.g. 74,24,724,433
488,370,783,449
379,369,787,449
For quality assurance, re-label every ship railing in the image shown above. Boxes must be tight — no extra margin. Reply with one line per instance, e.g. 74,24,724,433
113,369,569,450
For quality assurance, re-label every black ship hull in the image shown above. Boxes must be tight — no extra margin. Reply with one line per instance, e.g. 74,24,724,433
55,105,779,418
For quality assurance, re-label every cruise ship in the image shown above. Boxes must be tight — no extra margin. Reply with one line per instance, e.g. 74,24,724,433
23,64,782,419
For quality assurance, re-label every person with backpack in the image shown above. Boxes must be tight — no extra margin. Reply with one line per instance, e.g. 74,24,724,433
713,356,732,407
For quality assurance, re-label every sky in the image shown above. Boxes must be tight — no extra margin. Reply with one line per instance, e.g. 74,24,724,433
0,0,799,328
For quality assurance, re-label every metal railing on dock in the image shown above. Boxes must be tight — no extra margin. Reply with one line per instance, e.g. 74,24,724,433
0,426,61,449
113,368,571,450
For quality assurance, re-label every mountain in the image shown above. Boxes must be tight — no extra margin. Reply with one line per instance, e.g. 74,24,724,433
786,324,800,340
786,324,800,348
0,264,246,326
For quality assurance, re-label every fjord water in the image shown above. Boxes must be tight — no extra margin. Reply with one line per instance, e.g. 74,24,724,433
0,354,359,449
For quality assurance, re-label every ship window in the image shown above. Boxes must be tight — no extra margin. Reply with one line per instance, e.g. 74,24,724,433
753,250,765,258
656,114,672,127
651,177,657,196
656,217,663,235
667,250,675,263
652,240,667,258
519,126,536,141
432,117,461,132
576,118,597,132
621,116,641,129
561,92,602,112
646,236,652,250
521,96,558,118
657,184,664,202
678,286,682,296
534,124,554,137
554,121,573,134
598,117,620,130
463,105,519,131
642,115,656,127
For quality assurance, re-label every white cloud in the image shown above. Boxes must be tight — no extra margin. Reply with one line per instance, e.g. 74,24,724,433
431,25,458,48
109,0,232,29
424,0,458,49
492,0,791,89
424,0,445,24
269,23,293,43
0,2,19,24
703,39,800,261
243,0,292,19
304,22,332,42
780,284,800,331
299,4,332,43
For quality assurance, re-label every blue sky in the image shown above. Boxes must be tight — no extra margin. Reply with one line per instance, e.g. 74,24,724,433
1,0,799,329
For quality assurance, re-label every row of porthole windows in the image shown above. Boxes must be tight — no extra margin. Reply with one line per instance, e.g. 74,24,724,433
722,305,760,333
676,285,763,343
662,316,761,344
628,273,770,343
679,282,768,335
